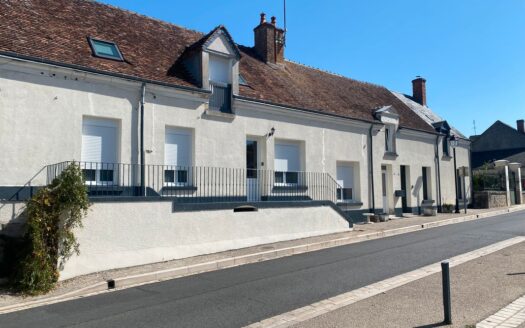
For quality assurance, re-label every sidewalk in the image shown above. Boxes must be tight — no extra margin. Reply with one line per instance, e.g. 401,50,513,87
0,204,523,312
290,240,525,328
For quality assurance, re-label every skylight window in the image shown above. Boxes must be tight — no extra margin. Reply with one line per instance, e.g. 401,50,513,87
88,37,124,61
239,74,248,86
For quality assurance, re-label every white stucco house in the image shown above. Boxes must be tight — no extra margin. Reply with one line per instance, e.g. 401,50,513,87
0,0,471,279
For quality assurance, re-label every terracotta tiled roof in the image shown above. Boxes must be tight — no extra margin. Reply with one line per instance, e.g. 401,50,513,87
0,0,434,132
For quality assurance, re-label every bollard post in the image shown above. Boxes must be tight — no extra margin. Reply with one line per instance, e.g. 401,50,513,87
441,261,452,324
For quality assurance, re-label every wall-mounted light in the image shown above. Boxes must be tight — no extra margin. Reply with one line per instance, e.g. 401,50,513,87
267,127,275,138
449,135,459,148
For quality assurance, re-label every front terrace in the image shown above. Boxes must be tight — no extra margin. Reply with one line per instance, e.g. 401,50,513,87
5,162,354,215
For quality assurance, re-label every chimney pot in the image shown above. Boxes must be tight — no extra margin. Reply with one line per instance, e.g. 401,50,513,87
254,13,285,65
517,120,524,133
412,77,427,106
260,13,266,24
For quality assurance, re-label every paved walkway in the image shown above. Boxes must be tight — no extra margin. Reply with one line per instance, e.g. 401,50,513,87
288,240,525,328
247,238,525,328
0,205,523,311
477,295,525,328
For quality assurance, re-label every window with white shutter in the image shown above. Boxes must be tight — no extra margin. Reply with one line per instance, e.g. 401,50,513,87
274,142,301,185
81,118,118,185
165,127,192,185
208,54,232,113
336,164,354,202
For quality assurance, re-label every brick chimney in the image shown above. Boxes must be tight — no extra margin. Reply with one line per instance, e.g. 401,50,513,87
412,76,427,106
517,120,525,133
254,13,285,65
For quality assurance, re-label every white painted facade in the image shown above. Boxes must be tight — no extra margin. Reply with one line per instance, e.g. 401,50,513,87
0,54,471,215
0,49,475,279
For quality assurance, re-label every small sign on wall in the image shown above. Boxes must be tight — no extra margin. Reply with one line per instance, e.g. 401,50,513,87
459,166,469,177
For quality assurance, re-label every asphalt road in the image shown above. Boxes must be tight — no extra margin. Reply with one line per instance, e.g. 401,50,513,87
1,211,524,328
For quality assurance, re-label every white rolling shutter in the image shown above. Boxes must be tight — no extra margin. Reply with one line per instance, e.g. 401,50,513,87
274,143,300,172
209,55,230,84
81,118,118,164
165,128,191,167
336,165,354,188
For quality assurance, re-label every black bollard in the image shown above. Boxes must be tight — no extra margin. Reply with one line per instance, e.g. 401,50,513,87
441,261,452,324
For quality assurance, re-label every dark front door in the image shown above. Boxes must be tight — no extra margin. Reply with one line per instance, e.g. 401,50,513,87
400,165,409,213
246,140,257,178
246,140,260,201
422,167,429,201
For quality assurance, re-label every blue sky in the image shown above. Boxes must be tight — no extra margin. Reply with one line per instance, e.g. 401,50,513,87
99,0,525,136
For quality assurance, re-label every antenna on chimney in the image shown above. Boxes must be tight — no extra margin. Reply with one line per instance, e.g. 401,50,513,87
283,0,287,46
473,120,477,135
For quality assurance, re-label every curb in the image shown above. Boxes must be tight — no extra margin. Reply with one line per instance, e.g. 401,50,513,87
1,205,524,314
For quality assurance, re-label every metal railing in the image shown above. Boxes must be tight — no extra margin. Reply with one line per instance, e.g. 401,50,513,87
209,83,232,113
46,162,340,204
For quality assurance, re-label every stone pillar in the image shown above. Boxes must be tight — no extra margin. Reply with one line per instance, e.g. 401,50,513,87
495,160,511,206
518,168,523,204
504,165,511,206
509,163,523,205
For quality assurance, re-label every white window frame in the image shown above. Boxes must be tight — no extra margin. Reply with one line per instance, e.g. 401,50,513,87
208,54,232,85
274,141,302,186
81,117,119,186
336,163,355,202
164,127,193,187
385,124,396,153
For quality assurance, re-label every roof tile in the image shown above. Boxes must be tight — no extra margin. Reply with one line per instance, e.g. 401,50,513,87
0,0,434,132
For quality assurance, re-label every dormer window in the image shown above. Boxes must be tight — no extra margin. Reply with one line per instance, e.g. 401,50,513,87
431,121,452,158
181,26,240,115
88,37,123,61
374,106,399,156
209,54,232,113
443,135,451,157
385,124,396,153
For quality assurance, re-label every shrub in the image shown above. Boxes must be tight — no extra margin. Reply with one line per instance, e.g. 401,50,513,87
12,163,89,295
442,203,454,213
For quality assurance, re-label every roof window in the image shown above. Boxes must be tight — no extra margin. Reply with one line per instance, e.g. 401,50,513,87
239,74,249,86
88,37,124,61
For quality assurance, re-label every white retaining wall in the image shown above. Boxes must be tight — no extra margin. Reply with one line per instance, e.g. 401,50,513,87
60,201,350,280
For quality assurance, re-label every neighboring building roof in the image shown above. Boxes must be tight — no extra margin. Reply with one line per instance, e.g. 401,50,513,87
392,92,466,138
472,120,525,152
0,0,434,133
471,120,525,168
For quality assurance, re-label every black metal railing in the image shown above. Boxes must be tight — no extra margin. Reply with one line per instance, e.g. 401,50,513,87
209,83,232,113
45,161,340,204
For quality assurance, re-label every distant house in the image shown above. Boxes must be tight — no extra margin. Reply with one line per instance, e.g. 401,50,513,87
471,120,525,169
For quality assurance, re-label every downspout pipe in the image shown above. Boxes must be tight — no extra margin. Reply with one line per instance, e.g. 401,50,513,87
368,124,376,213
140,83,146,196
435,135,443,212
